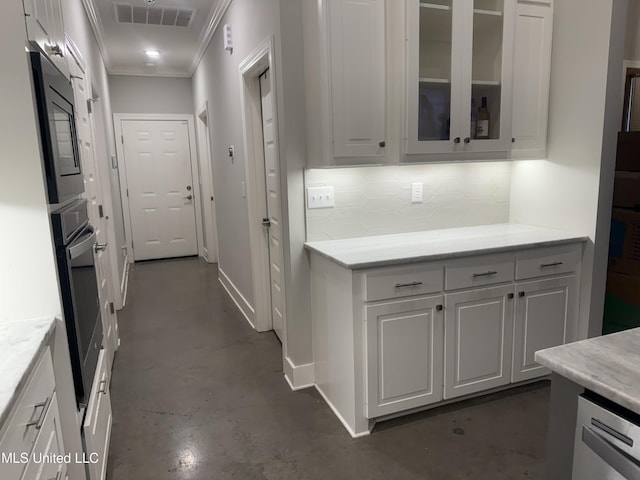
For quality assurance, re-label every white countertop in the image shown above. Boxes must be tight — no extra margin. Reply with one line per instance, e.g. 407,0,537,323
536,328,640,415
0,317,56,427
304,223,588,269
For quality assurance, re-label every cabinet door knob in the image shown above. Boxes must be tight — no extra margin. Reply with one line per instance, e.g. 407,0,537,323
436,304,443,311
519,291,525,297
507,293,514,299
453,137,461,144
378,141,386,148
464,137,471,144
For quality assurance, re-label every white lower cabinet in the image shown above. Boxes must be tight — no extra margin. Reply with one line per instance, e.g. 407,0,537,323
83,350,112,480
21,393,67,480
444,285,515,399
365,295,444,418
512,275,578,382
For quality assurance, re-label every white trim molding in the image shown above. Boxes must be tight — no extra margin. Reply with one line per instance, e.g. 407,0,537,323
120,255,130,309
189,0,233,75
314,385,373,438
80,0,112,70
218,268,256,329
113,113,203,263
283,356,314,391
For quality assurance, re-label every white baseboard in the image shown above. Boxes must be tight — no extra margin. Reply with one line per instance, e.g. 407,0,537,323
283,356,314,391
314,385,372,438
120,255,130,308
219,268,256,329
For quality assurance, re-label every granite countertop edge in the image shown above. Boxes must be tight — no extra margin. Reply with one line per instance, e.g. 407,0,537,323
304,225,589,270
535,328,640,415
0,317,57,428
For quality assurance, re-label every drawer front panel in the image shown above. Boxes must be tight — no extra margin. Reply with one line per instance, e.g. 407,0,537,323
445,254,515,290
364,263,444,302
0,348,55,479
516,244,580,280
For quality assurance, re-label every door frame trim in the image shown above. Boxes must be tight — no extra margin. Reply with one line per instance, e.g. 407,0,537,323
113,113,203,262
239,36,287,336
196,101,220,263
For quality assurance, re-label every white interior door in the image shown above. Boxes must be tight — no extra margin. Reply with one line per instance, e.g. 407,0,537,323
70,56,119,364
196,108,219,263
121,120,198,261
260,70,285,342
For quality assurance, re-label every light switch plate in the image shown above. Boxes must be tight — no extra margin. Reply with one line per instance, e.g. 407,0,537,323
411,182,423,203
307,186,335,209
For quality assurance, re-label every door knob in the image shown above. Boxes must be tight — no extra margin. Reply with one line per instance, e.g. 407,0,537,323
262,218,271,227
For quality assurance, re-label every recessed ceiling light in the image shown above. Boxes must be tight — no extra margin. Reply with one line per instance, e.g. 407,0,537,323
145,50,160,57
146,62,155,67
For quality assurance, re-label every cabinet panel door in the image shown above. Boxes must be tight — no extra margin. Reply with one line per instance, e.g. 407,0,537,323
329,0,385,158
511,2,552,157
444,284,514,399
365,295,444,418
83,350,112,480
512,276,577,382
23,0,54,51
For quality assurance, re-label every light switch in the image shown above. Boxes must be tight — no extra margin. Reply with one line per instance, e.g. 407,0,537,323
411,182,423,203
307,186,335,209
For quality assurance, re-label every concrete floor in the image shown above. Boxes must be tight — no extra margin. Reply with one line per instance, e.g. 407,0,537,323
106,257,550,480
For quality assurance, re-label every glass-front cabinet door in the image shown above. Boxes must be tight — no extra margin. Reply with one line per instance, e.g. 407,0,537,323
406,0,514,156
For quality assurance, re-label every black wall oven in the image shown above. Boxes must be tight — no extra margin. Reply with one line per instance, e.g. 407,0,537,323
30,51,84,205
51,200,103,406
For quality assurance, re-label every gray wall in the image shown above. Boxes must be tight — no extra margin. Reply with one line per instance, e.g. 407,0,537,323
625,0,640,60
192,0,312,367
110,75,194,114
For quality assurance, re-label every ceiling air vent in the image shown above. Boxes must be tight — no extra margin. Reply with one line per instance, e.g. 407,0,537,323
114,3,195,28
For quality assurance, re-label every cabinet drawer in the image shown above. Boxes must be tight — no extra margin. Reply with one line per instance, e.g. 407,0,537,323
0,348,55,479
364,263,444,302
20,393,66,480
516,244,580,280
445,254,515,290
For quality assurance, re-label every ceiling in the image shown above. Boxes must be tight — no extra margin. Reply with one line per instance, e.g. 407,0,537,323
82,0,229,77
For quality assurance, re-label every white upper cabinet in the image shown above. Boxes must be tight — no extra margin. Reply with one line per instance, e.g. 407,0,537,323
23,0,69,78
405,0,515,157
304,0,388,166
329,0,386,158
511,1,553,158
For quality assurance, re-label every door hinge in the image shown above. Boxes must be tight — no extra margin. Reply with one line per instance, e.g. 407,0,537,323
109,302,115,315
98,204,104,218
126,188,129,198
121,135,124,144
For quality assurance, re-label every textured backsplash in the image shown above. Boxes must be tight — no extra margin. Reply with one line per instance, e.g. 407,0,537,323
305,162,512,241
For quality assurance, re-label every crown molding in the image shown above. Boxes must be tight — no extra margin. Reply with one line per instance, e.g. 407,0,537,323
188,0,233,75
80,0,112,71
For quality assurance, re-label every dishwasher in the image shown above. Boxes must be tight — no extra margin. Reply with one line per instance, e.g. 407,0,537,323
573,393,640,479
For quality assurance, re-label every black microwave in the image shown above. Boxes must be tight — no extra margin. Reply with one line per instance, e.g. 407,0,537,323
30,51,84,204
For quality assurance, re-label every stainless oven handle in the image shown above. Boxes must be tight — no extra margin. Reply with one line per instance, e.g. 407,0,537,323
582,426,640,480
68,229,97,260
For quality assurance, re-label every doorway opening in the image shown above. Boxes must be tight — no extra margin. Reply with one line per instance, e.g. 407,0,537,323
239,37,287,344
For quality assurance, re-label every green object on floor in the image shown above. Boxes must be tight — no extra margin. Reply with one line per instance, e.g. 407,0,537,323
603,293,640,334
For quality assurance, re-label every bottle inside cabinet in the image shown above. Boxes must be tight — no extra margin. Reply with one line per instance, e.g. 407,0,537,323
476,96,490,138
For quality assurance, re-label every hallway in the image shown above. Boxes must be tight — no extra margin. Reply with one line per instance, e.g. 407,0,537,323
106,257,549,480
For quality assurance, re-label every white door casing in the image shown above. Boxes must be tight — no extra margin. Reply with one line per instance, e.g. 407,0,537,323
196,103,219,263
68,48,119,364
259,69,285,342
119,119,198,261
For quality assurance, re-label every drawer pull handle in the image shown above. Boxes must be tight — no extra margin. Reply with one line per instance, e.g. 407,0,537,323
540,261,563,268
98,378,108,394
26,396,52,430
394,281,423,288
472,271,497,278
48,471,63,480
